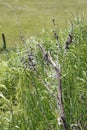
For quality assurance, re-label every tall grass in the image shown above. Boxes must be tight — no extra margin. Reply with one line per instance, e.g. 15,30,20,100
0,19,87,130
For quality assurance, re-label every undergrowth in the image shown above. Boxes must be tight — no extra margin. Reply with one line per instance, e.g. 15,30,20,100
0,19,87,130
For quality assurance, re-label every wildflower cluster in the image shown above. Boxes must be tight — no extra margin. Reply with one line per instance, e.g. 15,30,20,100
21,47,36,70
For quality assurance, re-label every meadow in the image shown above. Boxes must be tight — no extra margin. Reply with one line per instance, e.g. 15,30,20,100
0,0,87,130
0,0,87,47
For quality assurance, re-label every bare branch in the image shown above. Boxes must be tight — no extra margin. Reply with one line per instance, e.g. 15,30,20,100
37,43,68,130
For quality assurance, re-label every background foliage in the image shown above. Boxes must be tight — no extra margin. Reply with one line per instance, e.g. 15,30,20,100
0,0,87,47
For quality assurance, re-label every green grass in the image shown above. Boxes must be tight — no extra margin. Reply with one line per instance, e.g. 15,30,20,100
0,19,87,130
0,1,87,129
0,0,87,47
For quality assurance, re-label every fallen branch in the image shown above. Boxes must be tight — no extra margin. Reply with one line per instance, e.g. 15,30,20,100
37,44,68,130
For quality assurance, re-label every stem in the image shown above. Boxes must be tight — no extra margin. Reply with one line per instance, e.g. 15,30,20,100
56,67,67,130
38,44,68,130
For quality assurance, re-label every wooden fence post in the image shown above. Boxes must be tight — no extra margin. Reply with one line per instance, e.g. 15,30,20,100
2,33,6,49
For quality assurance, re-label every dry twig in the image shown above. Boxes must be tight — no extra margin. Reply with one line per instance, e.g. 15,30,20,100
37,44,68,130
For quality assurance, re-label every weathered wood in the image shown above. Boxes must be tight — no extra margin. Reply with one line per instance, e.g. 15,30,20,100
2,33,6,49
38,44,68,130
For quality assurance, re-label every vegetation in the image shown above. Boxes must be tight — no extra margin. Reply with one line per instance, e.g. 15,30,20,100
0,0,87,47
0,18,87,130
0,0,87,130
